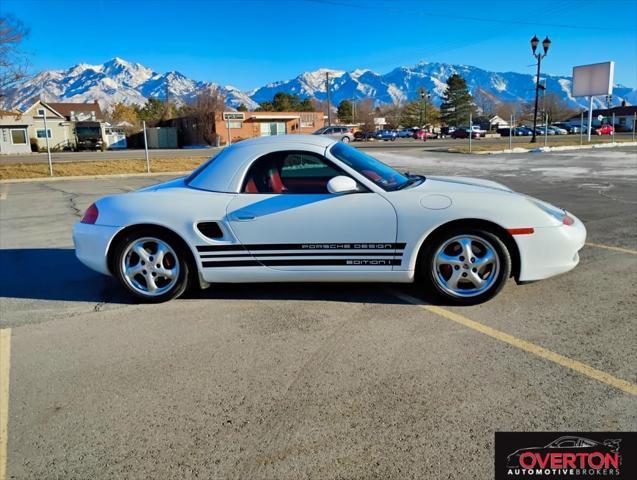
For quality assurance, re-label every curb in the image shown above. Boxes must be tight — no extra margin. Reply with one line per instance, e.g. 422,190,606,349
0,171,190,184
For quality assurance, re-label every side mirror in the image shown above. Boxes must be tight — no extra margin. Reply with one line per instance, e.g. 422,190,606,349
327,175,358,194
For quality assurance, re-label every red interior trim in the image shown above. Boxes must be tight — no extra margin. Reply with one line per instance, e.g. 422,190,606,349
507,227,535,235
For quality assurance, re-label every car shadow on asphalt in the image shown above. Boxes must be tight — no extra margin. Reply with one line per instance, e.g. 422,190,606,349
183,282,415,304
0,248,131,304
0,248,432,306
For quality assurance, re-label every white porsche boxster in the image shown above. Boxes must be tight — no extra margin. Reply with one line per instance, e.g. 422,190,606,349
73,135,586,304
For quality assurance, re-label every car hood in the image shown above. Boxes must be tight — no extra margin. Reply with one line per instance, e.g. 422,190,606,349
424,176,513,193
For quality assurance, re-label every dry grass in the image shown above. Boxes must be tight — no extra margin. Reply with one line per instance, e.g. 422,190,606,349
0,158,206,180
449,136,635,153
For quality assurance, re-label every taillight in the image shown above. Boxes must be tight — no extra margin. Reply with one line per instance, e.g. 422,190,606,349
81,203,99,224
563,214,575,226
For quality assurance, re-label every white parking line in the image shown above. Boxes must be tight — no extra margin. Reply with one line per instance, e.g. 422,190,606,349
0,329,11,480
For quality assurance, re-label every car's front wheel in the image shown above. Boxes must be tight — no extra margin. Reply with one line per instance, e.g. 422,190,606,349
421,228,511,305
341,136,350,143
113,231,190,302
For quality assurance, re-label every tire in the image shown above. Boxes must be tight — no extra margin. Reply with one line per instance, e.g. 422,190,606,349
420,227,511,305
112,230,190,302
341,136,350,143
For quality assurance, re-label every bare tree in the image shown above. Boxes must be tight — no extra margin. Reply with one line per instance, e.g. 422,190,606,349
473,88,497,117
355,99,376,131
0,15,29,100
192,86,226,145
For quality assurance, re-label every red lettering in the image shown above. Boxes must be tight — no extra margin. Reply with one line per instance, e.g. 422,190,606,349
606,453,620,469
536,453,550,469
575,452,588,468
588,452,605,469
551,453,564,468
562,452,577,469
519,452,536,469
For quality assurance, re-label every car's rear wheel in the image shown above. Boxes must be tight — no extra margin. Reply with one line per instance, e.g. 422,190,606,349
113,232,190,302
421,227,511,305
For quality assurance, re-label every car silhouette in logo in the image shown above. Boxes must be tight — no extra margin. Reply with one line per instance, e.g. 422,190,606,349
507,435,621,468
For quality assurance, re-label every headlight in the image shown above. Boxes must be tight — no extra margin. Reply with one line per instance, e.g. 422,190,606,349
527,198,574,225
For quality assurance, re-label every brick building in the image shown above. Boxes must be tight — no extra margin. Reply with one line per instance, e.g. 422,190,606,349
216,111,324,144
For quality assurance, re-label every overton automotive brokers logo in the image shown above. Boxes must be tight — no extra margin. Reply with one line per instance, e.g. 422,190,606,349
495,432,636,480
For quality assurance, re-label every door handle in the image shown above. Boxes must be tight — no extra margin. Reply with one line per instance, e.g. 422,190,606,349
232,213,256,221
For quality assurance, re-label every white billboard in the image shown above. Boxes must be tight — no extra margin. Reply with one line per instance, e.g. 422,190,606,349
572,61,614,97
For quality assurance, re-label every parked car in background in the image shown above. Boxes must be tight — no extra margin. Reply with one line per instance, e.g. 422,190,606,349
414,129,438,140
548,125,568,135
515,126,534,136
470,125,486,136
440,126,456,137
354,130,375,141
398,129,414,138
451,128,479,139
313,125,355,143
535,126,555,136
595,124,614,135
375,130,398,141
552,122,579,134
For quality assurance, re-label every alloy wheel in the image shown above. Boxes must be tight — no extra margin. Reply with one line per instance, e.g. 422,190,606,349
120,237,180,297
432,234,500,298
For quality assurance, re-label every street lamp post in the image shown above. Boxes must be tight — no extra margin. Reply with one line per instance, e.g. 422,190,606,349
419,87,425,128
530,35,551,143
424,92,430,126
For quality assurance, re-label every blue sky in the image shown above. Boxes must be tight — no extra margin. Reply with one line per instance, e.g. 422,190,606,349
7,0,637,89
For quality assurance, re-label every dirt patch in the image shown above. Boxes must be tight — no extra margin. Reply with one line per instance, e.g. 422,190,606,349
0,158,206,180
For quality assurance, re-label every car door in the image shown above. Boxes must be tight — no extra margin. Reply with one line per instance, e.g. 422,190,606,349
224,148,399,271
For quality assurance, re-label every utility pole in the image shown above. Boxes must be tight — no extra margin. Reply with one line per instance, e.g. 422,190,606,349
143,120,150,173
42,107,53,176
530,35,551,143
325,72,332,127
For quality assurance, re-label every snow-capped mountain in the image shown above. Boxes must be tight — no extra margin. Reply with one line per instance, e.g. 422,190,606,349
2,57,634,112
3,57,259,111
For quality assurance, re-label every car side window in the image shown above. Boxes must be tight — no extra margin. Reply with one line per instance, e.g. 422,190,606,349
242,150,345,194
556,439,577,447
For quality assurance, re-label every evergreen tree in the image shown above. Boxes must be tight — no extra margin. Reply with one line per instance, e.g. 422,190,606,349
399,100,439,128
439,74,476,126
236,103,248,112
136,98,167,122
337,100,353,123
257,92,315,112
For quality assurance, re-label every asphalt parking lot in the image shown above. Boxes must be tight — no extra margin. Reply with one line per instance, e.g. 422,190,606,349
1,147,636,479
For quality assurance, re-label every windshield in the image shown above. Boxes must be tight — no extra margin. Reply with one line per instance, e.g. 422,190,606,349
330,142,410,191
76,127,101,137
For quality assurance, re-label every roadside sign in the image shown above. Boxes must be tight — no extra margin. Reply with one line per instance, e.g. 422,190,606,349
223,112,245,121
572,62,614,97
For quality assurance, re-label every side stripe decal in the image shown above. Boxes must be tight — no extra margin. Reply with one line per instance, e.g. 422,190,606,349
196,242,406,252
202,259,402,268
200,252,404,259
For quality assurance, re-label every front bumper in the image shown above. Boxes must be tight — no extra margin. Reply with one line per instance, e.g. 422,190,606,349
72,222,122,275
515,212,586,282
